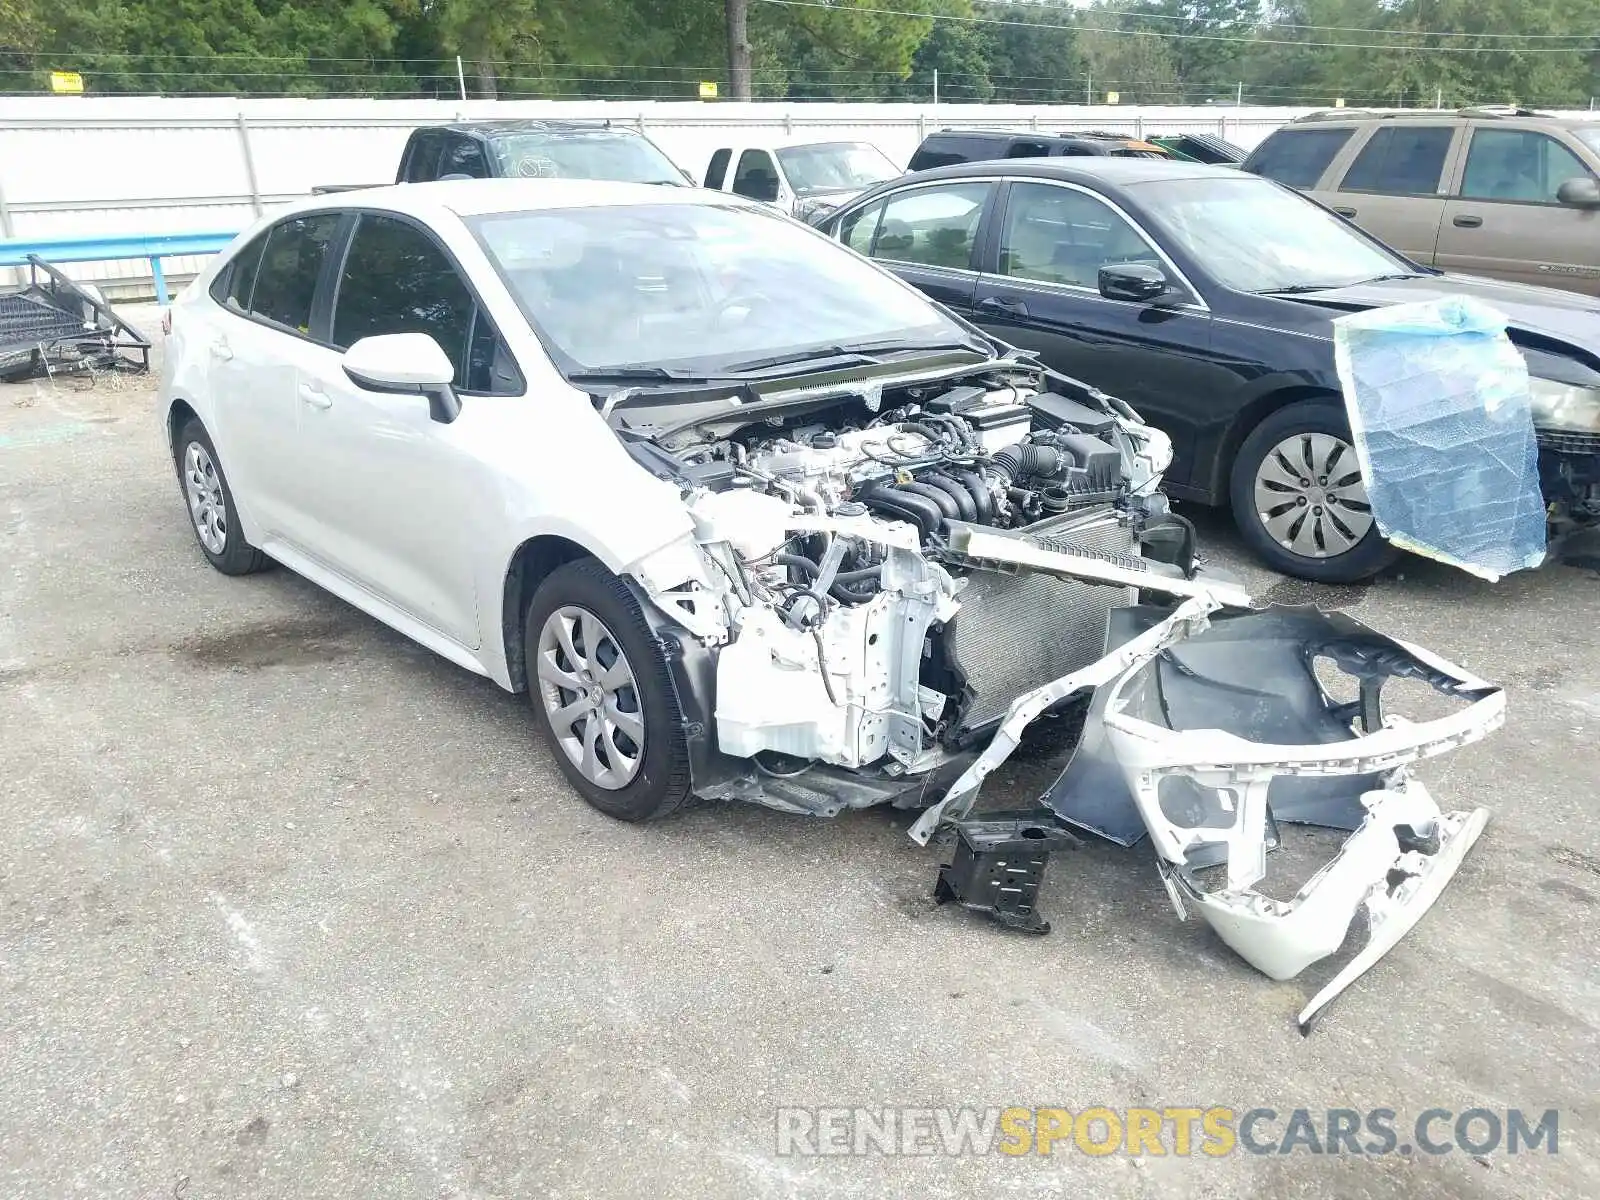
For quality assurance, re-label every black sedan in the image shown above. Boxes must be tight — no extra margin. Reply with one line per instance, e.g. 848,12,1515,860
816,158,1600,581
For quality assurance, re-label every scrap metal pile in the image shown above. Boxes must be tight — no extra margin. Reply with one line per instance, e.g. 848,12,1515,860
0,255,149,381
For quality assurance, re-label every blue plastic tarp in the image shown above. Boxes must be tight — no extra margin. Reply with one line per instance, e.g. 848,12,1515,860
1332,297,1546,581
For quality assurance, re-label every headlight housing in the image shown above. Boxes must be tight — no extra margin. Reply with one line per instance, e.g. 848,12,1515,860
1528,377,1600,434
1521,347,1600,434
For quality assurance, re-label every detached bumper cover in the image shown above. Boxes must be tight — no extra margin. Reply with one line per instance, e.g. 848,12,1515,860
918,598,1504,1028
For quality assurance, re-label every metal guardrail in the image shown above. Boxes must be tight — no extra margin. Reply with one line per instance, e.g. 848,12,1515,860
0,232,239,303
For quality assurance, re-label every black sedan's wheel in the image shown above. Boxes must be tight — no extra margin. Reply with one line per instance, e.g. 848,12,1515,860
1230,400,1398,583
524,559,693,822
173,418,271,575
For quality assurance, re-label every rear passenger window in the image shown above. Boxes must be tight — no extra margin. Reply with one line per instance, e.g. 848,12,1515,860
704,148,731,189
1338,126,1453,195
332,214,517,393
212,233,267,311
1243,128,1354,188
1006,140,1050,158
249,214,342,334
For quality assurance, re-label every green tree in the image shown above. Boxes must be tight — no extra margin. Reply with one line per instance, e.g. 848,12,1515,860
985,3,1086,104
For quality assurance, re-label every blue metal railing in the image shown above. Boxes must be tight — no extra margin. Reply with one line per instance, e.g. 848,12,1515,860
0,232,240,304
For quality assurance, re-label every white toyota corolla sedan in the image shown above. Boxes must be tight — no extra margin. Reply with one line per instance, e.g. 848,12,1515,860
161,180,1502,1026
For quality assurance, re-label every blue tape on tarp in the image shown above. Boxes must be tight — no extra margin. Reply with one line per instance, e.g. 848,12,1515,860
1332,296,1546,581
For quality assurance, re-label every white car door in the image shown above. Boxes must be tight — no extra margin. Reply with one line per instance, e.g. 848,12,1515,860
286,212,520,650
204,213,345,542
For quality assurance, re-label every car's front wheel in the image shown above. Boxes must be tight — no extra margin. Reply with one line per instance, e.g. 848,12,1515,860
172,417,271,575
524,559,693,822
1230,399,1398,583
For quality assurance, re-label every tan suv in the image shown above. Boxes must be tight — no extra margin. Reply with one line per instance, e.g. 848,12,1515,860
1242,107,1600,294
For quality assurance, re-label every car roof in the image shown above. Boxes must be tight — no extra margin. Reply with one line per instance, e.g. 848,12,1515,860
904,156,1231,187
297,178,754,219
418,119,645,138
1287,106,1589,128
926,127,1139,142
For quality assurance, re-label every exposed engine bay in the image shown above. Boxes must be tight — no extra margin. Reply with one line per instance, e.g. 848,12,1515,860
603,357,1501,1029
614,364,1204,777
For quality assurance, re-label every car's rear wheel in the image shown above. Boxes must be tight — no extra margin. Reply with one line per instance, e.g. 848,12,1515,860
173,418,271,575
1230,400,1398,583
524,559,693,822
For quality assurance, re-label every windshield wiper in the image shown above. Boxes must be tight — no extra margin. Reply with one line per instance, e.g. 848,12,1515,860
1260,272,1431,296
568,367,719,384
722,338,990,375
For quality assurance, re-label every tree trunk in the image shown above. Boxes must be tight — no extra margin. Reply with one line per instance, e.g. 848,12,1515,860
725,0,751,100
475,61,498,100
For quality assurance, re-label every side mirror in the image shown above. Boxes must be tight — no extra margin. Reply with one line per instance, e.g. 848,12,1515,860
1098,262,1171,304
342,332,461,424
1556,177,1600,209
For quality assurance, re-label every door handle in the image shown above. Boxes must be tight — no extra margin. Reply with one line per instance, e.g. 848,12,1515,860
209,339,233,361
298,383,333,410
1452,214,1483,228
1333,206,1357,218
978,295,1030,318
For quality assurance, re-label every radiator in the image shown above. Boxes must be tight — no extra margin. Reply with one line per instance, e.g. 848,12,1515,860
945,508,1140,731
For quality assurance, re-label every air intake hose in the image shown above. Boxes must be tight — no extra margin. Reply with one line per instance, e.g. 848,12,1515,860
991,442,1062,482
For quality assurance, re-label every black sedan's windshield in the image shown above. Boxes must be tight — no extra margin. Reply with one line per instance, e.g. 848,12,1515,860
1132,175,1414,293
471,202,975,376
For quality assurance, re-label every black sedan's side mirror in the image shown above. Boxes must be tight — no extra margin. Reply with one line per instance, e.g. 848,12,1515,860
1099,262,1171,303
1556,177,1600,210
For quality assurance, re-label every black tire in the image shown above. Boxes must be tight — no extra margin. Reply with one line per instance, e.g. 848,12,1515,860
523,558,693,822
172,417,272,576
1230,399,1399,583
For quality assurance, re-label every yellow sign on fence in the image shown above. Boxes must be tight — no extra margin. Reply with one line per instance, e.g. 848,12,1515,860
698,81,719,99
1105,91,1120,105
49,71,84,94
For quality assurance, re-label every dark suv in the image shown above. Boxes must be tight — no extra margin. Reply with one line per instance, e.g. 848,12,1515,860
395,120,691,186
908,128,1175,172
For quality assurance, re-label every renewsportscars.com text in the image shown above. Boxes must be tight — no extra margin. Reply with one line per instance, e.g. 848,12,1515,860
774,1106,1559,1158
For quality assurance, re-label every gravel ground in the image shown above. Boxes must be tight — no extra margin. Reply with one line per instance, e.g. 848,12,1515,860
1,314,1596,1199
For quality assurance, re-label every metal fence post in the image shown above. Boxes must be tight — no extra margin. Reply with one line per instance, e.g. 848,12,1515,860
1135,114,1144,139
0,169,14,238
236,114,263,217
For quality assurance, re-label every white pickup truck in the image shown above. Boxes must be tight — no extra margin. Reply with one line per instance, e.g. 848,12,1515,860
700,140,903,225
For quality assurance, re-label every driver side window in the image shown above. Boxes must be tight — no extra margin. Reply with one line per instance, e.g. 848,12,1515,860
866,182,992,270
1460,129,1592,204
732,150,781,202
331,214,521,394
998,182,1159,290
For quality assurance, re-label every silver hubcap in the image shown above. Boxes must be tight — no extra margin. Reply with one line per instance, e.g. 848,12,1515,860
183,441,227,555
1254,432,1374,560
535,606,644,790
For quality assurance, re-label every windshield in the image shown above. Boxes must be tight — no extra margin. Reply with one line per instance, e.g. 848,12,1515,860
471,202,973,375
1132,175,1411,292
487,131,684,185
775,142,901,194
1575,127,1600,157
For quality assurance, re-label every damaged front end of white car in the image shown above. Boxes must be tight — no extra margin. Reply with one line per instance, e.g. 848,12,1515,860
603,353,1502,1029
